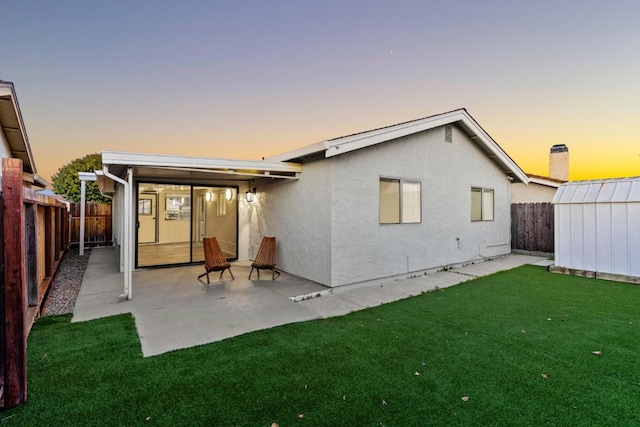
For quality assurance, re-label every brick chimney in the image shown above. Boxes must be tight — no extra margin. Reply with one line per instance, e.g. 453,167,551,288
549,144,569,181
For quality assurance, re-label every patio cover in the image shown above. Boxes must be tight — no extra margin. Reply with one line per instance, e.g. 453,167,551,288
96,151,302,300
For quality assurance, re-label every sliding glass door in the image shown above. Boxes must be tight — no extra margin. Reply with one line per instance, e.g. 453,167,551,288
136,183,238,267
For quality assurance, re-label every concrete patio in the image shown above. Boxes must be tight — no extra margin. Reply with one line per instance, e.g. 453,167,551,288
73,247,546,357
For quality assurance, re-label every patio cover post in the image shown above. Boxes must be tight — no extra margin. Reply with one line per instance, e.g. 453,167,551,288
102,165,133,300
78,172,97,256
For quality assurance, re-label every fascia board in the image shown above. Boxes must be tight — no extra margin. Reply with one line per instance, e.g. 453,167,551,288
528,177,562,188
322,110,528,184
79,171,97,181
101,151,302,173
457,115,528,184
0,83,36,174
325,112,463,158
266,140,329,162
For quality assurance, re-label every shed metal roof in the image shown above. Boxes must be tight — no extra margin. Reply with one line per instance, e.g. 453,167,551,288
552,177,640,204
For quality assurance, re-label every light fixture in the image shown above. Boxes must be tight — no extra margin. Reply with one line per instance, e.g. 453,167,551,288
205,191,212,202
246,186,256,203
225,188,233,201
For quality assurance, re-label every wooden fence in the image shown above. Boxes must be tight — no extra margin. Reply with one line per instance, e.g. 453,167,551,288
69,202,112,246
1,158,69,408
511,202,554,253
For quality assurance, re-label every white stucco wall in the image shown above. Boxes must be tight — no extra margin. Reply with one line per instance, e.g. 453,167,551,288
257,125,513,287
111,184,125,271
511,182,557,203
0,126,13,177
329,125,512,286
251,160,332,285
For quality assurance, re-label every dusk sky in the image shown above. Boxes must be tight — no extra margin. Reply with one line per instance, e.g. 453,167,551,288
2,1,639,184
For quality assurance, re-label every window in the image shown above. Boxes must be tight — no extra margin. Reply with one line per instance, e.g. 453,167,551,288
379,178,422,224
471,187,494,221
164,194,191,220
138,199,151,215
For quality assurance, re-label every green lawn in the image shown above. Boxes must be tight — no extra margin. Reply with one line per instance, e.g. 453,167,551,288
3,265,640,426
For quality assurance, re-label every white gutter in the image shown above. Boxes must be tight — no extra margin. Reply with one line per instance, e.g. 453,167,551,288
102,165,133,300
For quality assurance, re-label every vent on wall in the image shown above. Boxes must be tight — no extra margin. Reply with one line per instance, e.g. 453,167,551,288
444,125,452,143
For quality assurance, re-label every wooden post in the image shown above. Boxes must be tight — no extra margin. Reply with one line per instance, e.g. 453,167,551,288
2,158,27,407
0,190,5,406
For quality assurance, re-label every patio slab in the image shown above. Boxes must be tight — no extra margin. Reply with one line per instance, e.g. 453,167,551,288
73,248,545,356
73,248,326,356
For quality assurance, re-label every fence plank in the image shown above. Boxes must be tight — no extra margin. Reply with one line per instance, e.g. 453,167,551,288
69,202,112,246
0,192,4,406
25,204,37,307
2,158,27,407
511,202,554,253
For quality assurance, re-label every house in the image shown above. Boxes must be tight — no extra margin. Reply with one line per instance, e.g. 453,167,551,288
551,177,640,283
0,80,48,188
98,108,528,299
510,144,568,204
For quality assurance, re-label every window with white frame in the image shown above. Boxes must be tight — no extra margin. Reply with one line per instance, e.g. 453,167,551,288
471,187,494,221
379,178,422,224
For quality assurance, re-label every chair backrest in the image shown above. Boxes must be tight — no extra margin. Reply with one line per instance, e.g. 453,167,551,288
203,237,228,268
254,236,276,266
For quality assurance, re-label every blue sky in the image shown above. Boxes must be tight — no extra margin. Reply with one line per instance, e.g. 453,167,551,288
2,1,639,182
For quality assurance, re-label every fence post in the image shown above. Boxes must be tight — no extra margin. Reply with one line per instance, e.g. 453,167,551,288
2,158,27,407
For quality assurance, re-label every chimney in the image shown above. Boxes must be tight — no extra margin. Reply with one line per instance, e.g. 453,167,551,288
549,144,569,181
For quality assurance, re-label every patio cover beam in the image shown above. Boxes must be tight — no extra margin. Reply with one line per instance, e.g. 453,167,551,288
102,151,302,176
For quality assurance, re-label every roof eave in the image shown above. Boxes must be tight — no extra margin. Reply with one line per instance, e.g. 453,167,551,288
0,81,37,175
265,140,329,163
317,109,528,184
101,151,303,183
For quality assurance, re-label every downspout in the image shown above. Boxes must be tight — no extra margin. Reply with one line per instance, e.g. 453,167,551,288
102,165,133,300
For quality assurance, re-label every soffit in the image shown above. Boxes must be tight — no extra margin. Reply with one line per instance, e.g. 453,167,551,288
0,88,35,174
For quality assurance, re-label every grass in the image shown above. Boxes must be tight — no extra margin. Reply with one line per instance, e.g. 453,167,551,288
3,265,640,426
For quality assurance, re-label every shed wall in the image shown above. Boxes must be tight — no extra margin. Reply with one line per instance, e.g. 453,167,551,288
555,201,640,277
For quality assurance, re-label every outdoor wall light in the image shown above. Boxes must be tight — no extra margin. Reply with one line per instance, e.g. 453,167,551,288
225,188,233,201
246,187,256,203
205,191,212,203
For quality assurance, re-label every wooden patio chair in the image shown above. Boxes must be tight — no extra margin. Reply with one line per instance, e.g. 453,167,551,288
249,236,280,280
198,237,234,283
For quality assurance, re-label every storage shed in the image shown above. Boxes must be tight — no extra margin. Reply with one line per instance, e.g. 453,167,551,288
551,177,640,283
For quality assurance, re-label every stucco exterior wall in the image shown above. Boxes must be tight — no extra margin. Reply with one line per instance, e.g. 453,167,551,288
252,160,332,285
329,125,512,286
111,184,125,271
511,182,557,203
0,126,12,177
